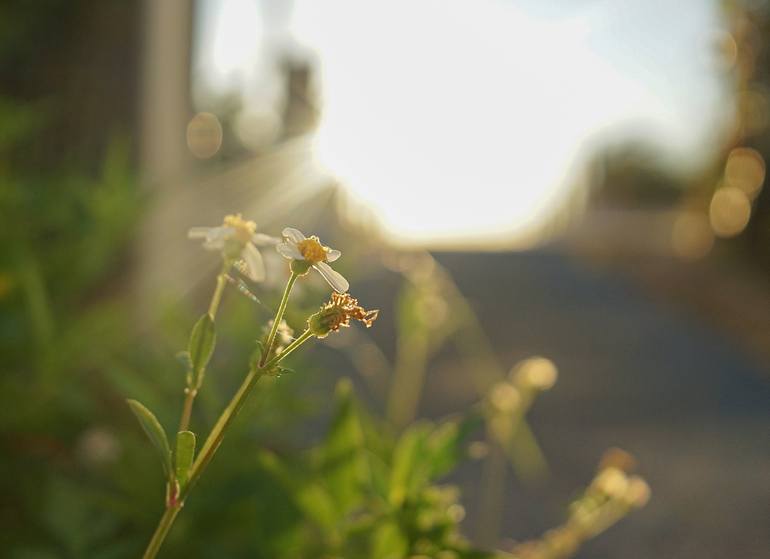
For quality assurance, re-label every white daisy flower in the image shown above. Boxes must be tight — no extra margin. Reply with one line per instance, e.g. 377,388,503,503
188,214,277,282
276,227,349,293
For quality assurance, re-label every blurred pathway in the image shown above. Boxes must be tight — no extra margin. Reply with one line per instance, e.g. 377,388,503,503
418,249,770,559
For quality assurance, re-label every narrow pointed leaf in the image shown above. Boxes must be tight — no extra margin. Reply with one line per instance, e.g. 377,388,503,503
175,430,196,487
127,399,173,479
188,313,216,384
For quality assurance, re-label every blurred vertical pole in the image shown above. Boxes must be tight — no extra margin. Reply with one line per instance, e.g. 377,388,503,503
137,0,194,317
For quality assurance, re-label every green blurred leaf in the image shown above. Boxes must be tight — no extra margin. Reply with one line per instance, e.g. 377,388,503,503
316,378,368,520
371,519,408,559
388,423,430,507
257,450,339,532
175,430,196,487
175,350,192,370
126,399,172,480
426,413,482,479
188,313,216,385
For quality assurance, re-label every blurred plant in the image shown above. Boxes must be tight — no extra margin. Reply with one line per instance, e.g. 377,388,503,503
513,450,650,559
133,219,377,558
381,253,551,545
127,220,647,558
0,90,145,557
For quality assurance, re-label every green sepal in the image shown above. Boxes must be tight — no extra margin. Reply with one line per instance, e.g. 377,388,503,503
188,313,216,386
290,259,312,276
127,399,173,480
175,430,196,487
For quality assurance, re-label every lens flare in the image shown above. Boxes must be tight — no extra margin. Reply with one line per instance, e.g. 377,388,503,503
709,186,751,238
187,112,223,159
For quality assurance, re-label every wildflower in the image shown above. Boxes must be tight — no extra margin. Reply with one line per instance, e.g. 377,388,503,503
276,227,349,293
307,292,379,338
188,214,277,282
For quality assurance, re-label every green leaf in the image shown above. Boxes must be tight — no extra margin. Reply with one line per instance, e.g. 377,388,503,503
388,423,431,506
175,350,192,370
426,413,483,479
257,450,338,531
126,399,172,480
188,314,216,385
316,378,367,519
371,519,408,559
174,430,196,487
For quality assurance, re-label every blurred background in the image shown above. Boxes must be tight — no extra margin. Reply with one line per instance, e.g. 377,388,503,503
1,0,769,557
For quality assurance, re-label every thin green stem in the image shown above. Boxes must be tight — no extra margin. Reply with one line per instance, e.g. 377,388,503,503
207,263,229,318
179,261,230,433
260,272,298,366
264,329,313,368
178,388,197,433
179,329,314,502
142,505,180,559
143,273,315,558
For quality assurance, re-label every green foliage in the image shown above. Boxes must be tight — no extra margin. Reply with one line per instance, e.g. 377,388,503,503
188,313,216,387
126,400,173,481
174,431,196,488
250,379,489,559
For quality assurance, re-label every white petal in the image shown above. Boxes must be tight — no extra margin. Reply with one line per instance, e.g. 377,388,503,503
208,226,234,242
252,233,280,246
188,226,212,239
326,249,341,263
282,227,306,243
276,242,303,260
314,261,349,293
242,243,265,282
203,238,225,250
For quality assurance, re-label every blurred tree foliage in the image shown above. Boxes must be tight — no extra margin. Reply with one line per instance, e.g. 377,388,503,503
731,0,770,266
0,2,145,554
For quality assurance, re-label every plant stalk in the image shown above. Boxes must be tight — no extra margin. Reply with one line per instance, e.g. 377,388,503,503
142,505,180,559
260,271,298,366
143,275,314,558
179,261,230,432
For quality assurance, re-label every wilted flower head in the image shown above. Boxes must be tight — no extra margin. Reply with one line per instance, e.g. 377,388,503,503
188,214,277,282
277,227,349,293
308,292,379,338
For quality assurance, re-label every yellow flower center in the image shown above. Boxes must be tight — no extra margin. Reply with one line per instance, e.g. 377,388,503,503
223,214,257,243
297,237,327,263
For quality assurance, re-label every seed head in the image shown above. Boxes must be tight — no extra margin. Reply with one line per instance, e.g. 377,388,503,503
308,293,379,338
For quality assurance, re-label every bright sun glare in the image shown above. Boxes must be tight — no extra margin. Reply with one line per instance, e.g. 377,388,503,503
198,0,727,248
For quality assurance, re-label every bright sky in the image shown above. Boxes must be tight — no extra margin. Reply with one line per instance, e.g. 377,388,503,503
194,0,733,248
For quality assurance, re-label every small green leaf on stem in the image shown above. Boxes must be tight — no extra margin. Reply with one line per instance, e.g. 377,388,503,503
175,430,196,487
127,399,173,480
176,351,193,385
175,350,192,370
188,314,216,386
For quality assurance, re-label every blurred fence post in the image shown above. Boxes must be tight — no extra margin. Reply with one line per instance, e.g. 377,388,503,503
137,0,194,317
